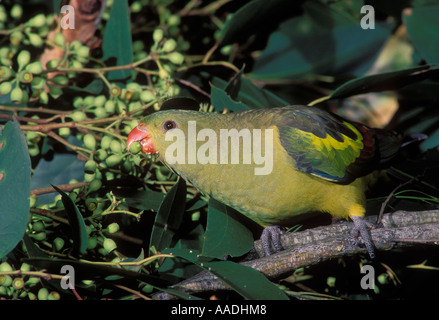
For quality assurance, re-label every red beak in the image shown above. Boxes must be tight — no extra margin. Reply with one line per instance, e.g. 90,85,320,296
127,123,157,154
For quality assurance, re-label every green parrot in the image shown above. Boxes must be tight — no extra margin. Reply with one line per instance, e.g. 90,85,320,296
127,105,402,258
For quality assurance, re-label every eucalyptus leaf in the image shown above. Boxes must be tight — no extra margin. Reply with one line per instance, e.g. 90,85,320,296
202,199,253,259
404,4,439,64
163,248,289,300
103,0,133,81
0,119,31,258
150,178,187,252
52,185,88,255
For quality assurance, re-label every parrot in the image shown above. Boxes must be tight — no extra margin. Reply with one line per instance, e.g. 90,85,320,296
126,105,402,259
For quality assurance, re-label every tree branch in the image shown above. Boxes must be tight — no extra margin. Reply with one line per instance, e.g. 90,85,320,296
154,210,439,299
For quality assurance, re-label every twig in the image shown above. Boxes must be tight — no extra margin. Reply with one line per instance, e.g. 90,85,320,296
377,176,418,224
153,210,439,299
31,182,89,196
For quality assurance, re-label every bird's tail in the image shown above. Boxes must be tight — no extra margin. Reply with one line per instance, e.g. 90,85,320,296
374,129,404,164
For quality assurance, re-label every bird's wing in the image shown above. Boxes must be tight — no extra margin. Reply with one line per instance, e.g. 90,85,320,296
275,106,380,184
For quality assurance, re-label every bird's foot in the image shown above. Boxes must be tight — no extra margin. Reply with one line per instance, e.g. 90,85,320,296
261,225,285,256
349,216,378,259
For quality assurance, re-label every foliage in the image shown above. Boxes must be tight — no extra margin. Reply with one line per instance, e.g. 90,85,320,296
0,0,439,300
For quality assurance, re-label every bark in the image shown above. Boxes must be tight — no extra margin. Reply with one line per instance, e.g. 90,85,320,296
153,210,439,299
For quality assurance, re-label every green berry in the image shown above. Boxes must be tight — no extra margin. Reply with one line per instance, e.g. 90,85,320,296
83,95,95,107
10,4,23,19
59,127,71,138
191,211,200,221
83,134,97,150
0,275,13,287
100,135,112,149
107,222,119,234
326,276,336,288
76,45,90,58
131,1,142,13
48,84,62,99
93,106,108,118
96,149,108,161
37,288,49,300
29,14,46,28
26,61,44,74
103,238,117,253
32,221,45,232
87,236,98,250
28,145,40,157
110,85,121,97
20,263,31,272
53,237,65,251
168,52,184,65
377,273,388,285
129,141,141,154
46,59,59,69
31,76,46,90
162,39,177,52
94,95,106,107
0,66,14,79
70,110,86,122
106,154,122,167
0,262,13,272
48,291,61,300
84,159,97,174
10,30,23,45
168,14,180,27
85,198,98,211
110,140,122,154
31,232,46,241
19,70,33,83
153,29,164,43
50,74,68,86
12,277,25,290
140,90,155,102
54,33,66,48
17,50,30,70
104,100,116,113
88,179,102,192
10,87,24,103
27,33,43,47
140,283,154,294
0,81,12,95
84,172,95,182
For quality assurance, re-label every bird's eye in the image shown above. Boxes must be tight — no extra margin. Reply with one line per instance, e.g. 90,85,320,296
163,120,176,131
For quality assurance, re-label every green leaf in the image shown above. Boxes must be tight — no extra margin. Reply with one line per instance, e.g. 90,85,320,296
150,178,187,252
404,4,439,64
125,188,166,212
329,65,439,100
250,1,391,80
164,248,289,300
202,199,253,259
0,120,31,258
211,84,251,112
52,185,88,255
213,77,289,108
103,0,133,81
219,0,299,46
31,153,84,204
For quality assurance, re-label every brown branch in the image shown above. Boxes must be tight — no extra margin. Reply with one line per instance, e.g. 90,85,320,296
153,210,439,299
31,182,89,196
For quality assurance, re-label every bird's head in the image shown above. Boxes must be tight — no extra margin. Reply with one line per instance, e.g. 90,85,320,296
126,110,208,156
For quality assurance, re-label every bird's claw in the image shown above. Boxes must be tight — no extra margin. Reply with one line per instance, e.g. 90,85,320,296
349,216,377,259
261,225,285,256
